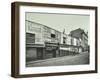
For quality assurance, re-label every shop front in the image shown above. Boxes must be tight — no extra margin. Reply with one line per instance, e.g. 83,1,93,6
44,43,59,59
26,44,45,62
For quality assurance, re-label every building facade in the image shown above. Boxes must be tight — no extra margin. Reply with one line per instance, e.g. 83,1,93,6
26,20,88,62
26,20,61,61
70,28,88,52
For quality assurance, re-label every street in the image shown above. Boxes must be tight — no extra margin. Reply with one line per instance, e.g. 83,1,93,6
26,51,89,67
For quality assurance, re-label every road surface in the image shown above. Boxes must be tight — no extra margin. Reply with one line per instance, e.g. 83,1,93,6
26,51,89,67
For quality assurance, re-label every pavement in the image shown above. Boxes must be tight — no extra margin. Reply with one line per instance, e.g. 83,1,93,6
26,51,89,67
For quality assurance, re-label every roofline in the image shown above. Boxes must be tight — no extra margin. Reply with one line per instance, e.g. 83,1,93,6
70,28,88,38
26,20,61,34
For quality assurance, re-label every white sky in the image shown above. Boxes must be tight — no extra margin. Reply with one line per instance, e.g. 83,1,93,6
26,12,90,34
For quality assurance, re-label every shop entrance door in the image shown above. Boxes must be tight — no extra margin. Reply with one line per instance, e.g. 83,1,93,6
52,49,56,58
37,48,43,60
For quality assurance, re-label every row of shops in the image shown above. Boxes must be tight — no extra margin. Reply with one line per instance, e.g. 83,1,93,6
26,42,82,62
26,20,88,62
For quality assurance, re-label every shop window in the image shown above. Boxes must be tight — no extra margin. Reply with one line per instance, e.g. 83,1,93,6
51,34,55,38
26,33,35,44
63,37,66,44
71,38,74,45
